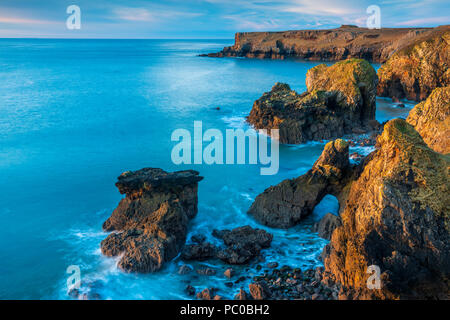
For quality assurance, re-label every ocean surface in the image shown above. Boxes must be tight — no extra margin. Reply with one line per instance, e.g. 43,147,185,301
0,39,414,299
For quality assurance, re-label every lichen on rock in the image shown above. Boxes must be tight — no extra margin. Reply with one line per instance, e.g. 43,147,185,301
247,59,378,144
323,119,450,299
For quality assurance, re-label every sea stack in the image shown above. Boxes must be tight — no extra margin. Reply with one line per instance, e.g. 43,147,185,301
247,59,378,144
101,168,203,273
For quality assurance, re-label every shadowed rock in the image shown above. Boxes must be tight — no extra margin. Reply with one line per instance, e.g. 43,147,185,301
313,213,342,240
101,168,203,273
248,139,351,228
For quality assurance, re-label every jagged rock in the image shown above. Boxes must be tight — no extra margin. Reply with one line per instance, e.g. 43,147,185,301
178,264,193,275
100,168,203,273
197,267,217,276
377,27,450,101
203,26,439,63
215,226,273,264
323,119,450,299
406,86,450,154
247,59,377,144
249,281,271,300
181,242,217,261
197,288,214,300
248,139,351,228
234,289,249,300
313,213,342,240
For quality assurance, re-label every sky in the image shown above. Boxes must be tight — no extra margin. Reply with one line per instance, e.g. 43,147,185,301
0,0,449,38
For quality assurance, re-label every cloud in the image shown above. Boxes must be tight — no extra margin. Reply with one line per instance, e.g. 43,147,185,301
395,16,450,26
113,8,154,22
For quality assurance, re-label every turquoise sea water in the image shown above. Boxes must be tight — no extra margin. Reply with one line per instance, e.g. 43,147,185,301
0,39,414,299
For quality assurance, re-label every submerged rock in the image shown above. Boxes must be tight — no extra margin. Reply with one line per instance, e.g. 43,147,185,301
248,139,351,228
406,86,450,154
215,226,273,264
247,59,377,144
100,168,203,273
323,119,450,299
377,26,450,101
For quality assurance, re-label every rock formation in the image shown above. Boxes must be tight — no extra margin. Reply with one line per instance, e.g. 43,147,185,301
203,26,442,63
180,226,273,264
214,226,273,264
323,119,450,299
377,26,450,101
249,118,449,299
313,213,342,240
247,59,378,144
248,139,351,228
406,86,450,154
101,168,203,273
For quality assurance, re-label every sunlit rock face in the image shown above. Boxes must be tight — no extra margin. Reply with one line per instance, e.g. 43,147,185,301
247,59,378,144
377,27,450,101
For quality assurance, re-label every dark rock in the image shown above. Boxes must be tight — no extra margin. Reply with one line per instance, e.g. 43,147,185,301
185,285,196,296
248,139,351,228
178,264,193,275
181,242,217,261
101,168,203,273
234,289,249,300
267,262,278,269
313,213,342,240
215,226,273,264
197,268,216,276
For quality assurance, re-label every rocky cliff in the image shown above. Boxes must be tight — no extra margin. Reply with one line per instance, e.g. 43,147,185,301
323,119,450,299
406,86,450,153
101,168,203,273
248,118,449,299
377,26,450,101
203,26,443,63
247,59,378,144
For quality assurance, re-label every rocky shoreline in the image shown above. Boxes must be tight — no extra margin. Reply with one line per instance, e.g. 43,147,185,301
85,28,450,300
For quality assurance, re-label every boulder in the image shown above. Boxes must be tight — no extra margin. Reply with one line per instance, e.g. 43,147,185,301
313,213,342,240
377,27,450,101
323,119,450,299
406,86,450,154
181,242,217,261
100,168,203,273
247,59,377,144
249,281,272,300
248,139,351,228
215,226,273,264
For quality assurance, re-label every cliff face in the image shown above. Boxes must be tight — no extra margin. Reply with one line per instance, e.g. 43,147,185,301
406,86,450,153
204,26,443,63
377,27,450,101
101,168,203,273
323,119,450,299
247,59,378,144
